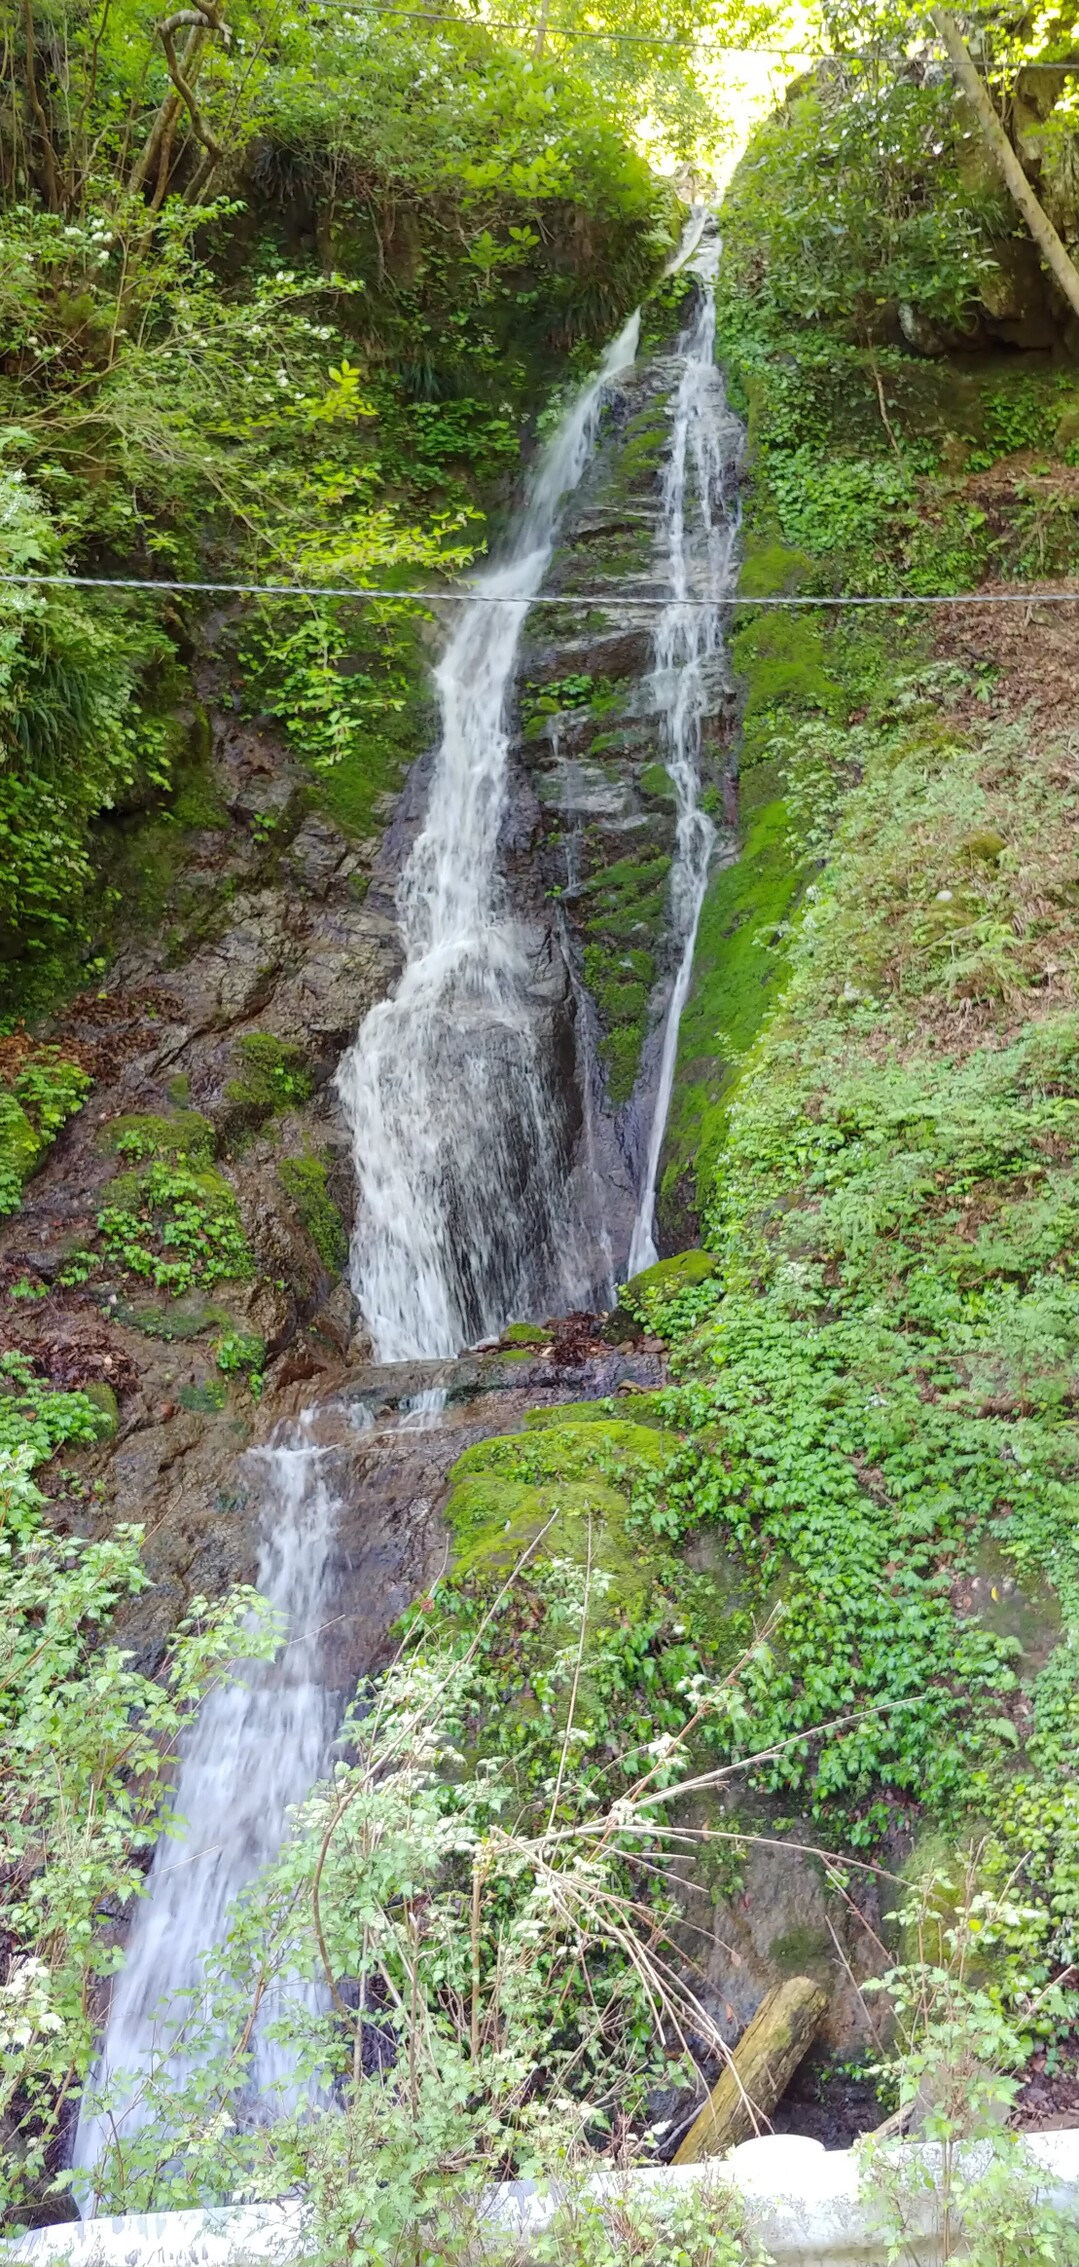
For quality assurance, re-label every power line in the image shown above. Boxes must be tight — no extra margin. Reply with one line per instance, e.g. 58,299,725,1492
289,8,1079,70
295,2,852,54
2,570,1078,607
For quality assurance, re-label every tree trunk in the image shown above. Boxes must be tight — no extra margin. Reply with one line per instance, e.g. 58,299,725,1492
672,1977,827,2163
932,7,1079,323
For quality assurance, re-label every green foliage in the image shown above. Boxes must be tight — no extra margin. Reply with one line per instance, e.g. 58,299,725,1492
531,2179,770,2266
97,1161,254,1294
0,0,678,1014
225,1033,314,1115
0,470,177,1006
720,77,1001,337
0,1352,110,1485
0,1050,91,1214
861,1865,1079,2261
73,1601,755,2235
619,1249,720,1331
214,1329,265,1398
278,1152,349,1273
0,1444,277,2217
523,672,597,730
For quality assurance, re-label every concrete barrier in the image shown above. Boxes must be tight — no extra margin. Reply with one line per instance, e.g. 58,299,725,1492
6,2130,1079,2266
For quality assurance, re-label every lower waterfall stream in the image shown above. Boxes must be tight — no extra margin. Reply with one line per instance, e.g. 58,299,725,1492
72,226,742,2203
72,1422,350,2183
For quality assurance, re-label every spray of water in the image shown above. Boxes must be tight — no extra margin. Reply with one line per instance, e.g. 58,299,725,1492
72,1424,347,2194
627,244,743,1277
336,315,641,1363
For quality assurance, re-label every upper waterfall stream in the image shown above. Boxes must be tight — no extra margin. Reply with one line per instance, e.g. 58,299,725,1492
628,241,742,1274
336,314,640,1363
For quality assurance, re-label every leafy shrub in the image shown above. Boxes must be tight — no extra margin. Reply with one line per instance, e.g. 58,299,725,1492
721,77,1000,336
213,1331,265,1399
0,1444,276,2218
0,1051,92,1217
96,1162,254,1294
0,1352,110,1488
0,474,173,1005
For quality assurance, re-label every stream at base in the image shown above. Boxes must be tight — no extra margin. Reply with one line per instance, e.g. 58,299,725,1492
71,1421,349,2188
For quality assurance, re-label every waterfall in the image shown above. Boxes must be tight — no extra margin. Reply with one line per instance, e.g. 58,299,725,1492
627,243,743,1277
336,314,640,1363
72,1422,346,2198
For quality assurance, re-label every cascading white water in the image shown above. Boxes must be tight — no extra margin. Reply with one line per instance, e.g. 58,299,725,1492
627,242,743,1277
336,314,640,1363
72,1423,346,2197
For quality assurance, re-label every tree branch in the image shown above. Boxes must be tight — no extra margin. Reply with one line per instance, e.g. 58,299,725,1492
21,0,61,211
128,1,228,201
932,7,1079,323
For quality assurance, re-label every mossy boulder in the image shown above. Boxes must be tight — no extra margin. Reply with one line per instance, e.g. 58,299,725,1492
80,1380,119,1438
454,1416,676,1489
523,1394,671,1431
224,1033,314,1123
621,1249,718,1322
499,1321,552,1348
446,1472,649,1606
0,1093,43,1214
102,1110,215,1164
445,1416,681,1597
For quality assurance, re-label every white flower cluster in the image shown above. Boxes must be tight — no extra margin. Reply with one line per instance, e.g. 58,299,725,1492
0,1957,64,2054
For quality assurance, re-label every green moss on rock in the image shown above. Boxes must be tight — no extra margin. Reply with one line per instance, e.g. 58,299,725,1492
103,1110,215,1164
0,1094,43,1216
445,1471,652,1607
639,761,675,803
225,1033,314,1119
624,1250,717,1302
657,772,804,1248
523,1393,671,1431
278,1153,349,1272
81,1381,119,1437
454,1415,676,1488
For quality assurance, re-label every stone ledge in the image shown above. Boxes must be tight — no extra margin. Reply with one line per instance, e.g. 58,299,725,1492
9,2131,1079,2267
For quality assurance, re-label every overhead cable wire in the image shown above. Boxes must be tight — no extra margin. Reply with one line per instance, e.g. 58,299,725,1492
300,6,829,50
291,4,1079,65
292,4,878,54
2,570,1078,607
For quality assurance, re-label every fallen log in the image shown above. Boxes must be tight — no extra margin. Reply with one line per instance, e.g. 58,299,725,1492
672,1976,828,2164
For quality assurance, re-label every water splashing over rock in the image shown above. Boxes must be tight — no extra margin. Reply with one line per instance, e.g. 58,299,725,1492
336,316,640,1362
628,238,743,1275
72,1421,346,2195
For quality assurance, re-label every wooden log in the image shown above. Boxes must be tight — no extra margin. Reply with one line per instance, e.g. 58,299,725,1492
672,1977,828,2164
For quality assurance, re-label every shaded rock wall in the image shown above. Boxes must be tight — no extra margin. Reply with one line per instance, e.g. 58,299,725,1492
506,298,740,1264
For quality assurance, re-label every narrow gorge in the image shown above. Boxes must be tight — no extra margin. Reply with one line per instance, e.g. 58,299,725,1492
35,226,751,2205
9,9,1079,2254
